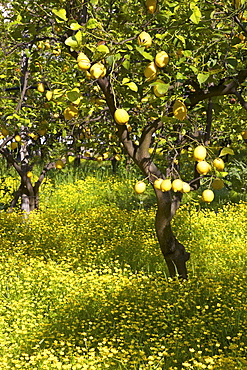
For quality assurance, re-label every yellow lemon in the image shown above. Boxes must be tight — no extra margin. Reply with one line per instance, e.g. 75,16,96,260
154,178,163,190
10,142,18,150
27,171,33,178
193,145,207,162
153,79,167,97
155,51,169,68
134,181,146,194
241,130,247,139
145,0,157,13
202,189,214,203
144,62,159,81
160,179,172,192
77,52,91,70
182,182,191,193
114,109,129,125
90,63,106,79
63,105,79,120
196,161,211,175
137,31,152,48
173,100,187,121
37,83,45,93
172,179,183,192
55,159,64,169
15,135,21,142
213,158,225,171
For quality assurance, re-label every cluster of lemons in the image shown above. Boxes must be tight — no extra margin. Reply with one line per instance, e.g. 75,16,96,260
134,145,226,203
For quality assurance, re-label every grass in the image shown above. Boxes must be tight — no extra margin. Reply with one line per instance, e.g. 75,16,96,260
0,170,247,369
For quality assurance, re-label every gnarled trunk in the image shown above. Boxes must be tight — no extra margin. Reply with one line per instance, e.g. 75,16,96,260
155,189,190,279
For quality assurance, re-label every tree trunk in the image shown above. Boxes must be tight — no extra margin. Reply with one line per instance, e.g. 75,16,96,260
155,188,190,279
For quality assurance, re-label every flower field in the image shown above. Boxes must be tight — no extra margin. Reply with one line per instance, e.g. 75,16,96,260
0,176,247,370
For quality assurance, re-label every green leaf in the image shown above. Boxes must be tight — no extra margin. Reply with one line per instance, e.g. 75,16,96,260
65,31,82,50
126,82,138,92
86,18,99,29
197,72,210,85
190,5,201,24
52,8,68,22
219,147,235,157
96,45,110,54
67,88,80,102
70,22,82,31
122,55,130,70
176,34,186,47
135,46,154,61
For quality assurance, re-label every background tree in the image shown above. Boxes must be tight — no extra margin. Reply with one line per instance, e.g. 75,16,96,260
0,0,247,277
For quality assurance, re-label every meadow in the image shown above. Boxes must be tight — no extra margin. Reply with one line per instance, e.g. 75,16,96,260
0,166,247,370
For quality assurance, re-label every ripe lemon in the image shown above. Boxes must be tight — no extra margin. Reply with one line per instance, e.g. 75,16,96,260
213,158,225,171
202,189,214,203
46,91,53,101
90,63,106,79
172,179,183,192
193,145,207,161
27,171,33,178
63,105,79,120
196,161,211,175
241,130,247,139
134,181,146,194
55,159,64,169
154,178,163,190
182,182,191,193
160,179,172,192
1,128,9,137
145,0,157,13
137,31,152,48
77,52,91,70
155,51,169,68
114,109,129,125
15,135,21,142
173,100,187,121
10,142,18,150
37,83,45,93
144,62,159,81
212,178,224,190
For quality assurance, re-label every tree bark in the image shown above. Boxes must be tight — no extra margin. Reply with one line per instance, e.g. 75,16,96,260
154,189,190,279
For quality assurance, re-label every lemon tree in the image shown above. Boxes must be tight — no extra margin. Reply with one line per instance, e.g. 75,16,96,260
0,0,247,278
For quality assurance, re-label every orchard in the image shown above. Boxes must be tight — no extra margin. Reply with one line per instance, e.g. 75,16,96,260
0,0,247,278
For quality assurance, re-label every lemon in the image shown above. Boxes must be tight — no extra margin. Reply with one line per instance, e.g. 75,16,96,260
196,161,211,175
213,158,225,171
160,179,172,192
10,142,18,150
55,159,64,169
193,145,207,162
63,105,78,120
137,31,152,48
172,179,183,192
212,178,224,190
155,51,169,68
241,130,247,139
134,181,146,194
114,109,129,125
154,178,163,190
15,135,21,142
77,52,91,70
37,83,45,93
202,189,214,203
90,63,106,79
144,62,159,81
173,100,187,121
145,0,157,13
182,182,191,193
